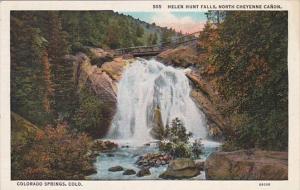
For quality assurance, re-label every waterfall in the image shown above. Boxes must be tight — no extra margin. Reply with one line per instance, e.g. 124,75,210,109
107,58,207,144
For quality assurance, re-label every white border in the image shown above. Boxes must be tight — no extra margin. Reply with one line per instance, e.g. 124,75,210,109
1,1,299,190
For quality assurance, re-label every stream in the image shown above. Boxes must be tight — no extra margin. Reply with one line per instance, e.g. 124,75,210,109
87,58,221,180
87,139,220,180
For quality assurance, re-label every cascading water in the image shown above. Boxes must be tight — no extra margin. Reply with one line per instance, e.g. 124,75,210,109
89,58,220,180
107,58,207,144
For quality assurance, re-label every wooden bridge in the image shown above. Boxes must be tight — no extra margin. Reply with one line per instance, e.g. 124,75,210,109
114,31,201,57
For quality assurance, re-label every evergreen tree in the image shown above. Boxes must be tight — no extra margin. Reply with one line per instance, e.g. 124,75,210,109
136,25,144,37
11,12,52,126
47,12,75,121
152,33,158,45
147,33,153,45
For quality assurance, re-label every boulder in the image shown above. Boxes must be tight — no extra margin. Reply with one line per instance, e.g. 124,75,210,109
136,153,172,168
108,166,124,172
91,140,118,152
123,169,136,175
106,153,115,157
205,150,288,180
159,158,200,179
136,167,151,177
195,159,205,171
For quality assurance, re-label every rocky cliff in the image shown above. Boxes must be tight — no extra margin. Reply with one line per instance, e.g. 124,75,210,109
66,48,133,137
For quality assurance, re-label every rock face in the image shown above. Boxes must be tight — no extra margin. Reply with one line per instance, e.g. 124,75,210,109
159,158,200,179
205,150,288,180
187,71,228,139
66,48,131,137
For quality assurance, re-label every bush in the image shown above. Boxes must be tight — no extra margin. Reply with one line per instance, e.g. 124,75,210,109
71,42,86,54
191,139,204,158
159,118,203,159
11,123,93,180
73,87,105,137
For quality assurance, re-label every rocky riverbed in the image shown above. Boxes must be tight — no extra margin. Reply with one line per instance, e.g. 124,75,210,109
86,139,220,180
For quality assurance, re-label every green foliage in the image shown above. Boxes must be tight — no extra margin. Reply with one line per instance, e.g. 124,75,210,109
136,25,144,37
11,12,53,126
205,11,226,24
147,33,158,45
166,118,192,143
161,28,175,43
47,12,77,121
59,11,173,49
159,118,203,159
200,11,288,151
73,87,105,137
191,139,204,158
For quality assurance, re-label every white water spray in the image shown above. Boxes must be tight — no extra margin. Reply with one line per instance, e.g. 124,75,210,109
107,59,207,144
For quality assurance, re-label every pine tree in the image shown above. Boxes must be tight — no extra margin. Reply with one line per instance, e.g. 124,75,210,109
147,34,153,45
47,12,75,121
11,12,52,126
152,33,158,45
41,50,54,114
136,25,144,37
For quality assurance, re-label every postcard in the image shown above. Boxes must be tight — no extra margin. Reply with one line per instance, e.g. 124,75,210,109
0,1,299,190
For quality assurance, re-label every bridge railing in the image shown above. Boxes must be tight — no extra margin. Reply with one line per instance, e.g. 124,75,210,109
114,30,201,56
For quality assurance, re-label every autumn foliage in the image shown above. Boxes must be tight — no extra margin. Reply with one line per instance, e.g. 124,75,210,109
11,123,93,180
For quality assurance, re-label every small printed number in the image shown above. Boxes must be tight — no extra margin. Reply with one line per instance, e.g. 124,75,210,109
259,183,271,186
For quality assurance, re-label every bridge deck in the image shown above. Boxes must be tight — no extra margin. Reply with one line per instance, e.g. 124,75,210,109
114,31,201,57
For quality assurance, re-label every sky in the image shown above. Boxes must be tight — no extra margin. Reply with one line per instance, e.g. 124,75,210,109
120,12,207,34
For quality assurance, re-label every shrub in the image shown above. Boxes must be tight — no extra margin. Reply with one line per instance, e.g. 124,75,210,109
191,139,204,158
73,87,105,137
11,123,93,180
159,118,203,159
